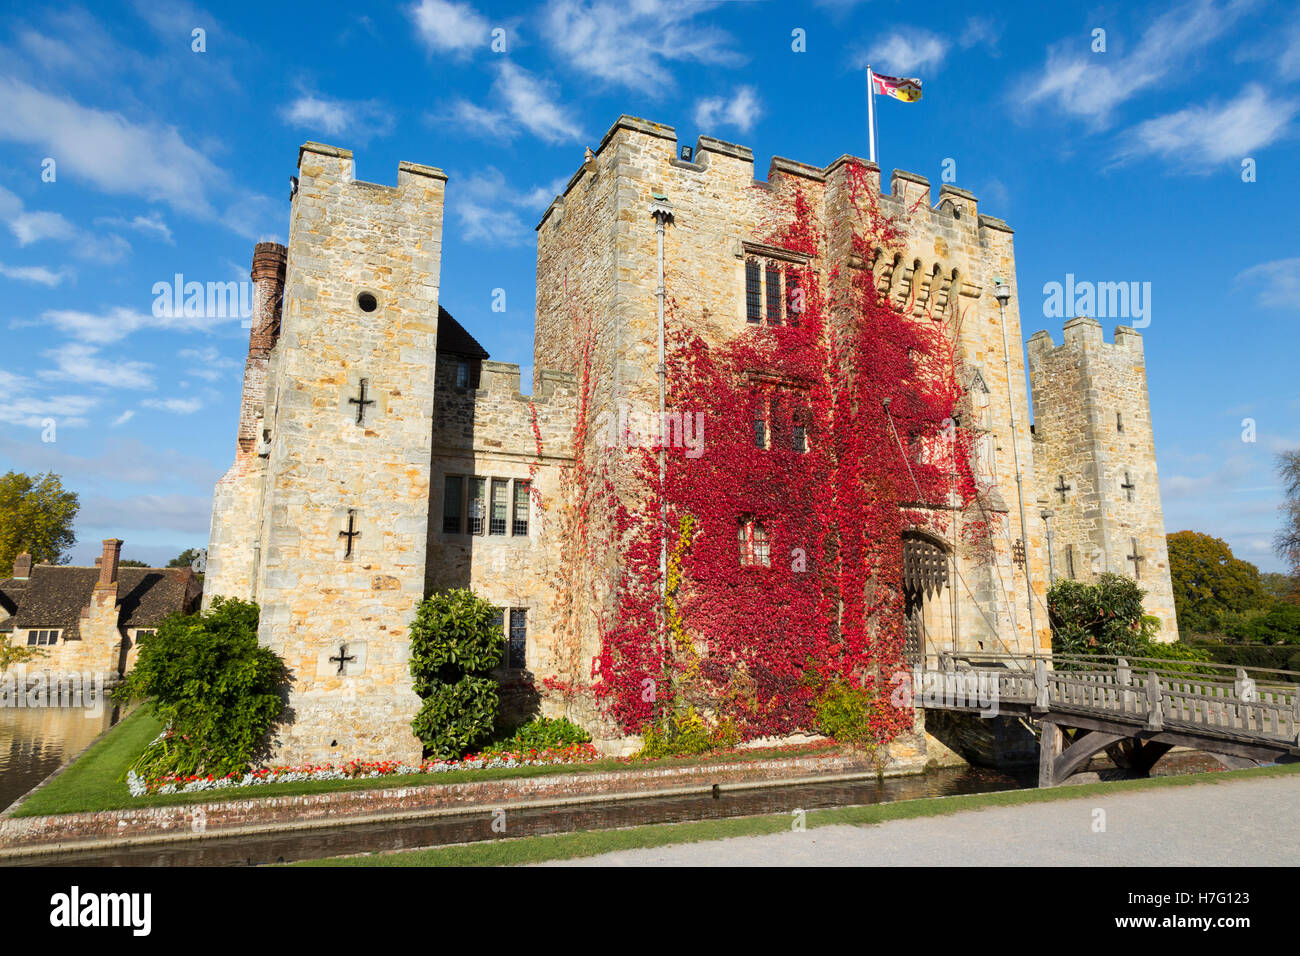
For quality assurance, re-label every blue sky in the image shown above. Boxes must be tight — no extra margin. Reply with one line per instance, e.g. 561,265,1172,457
0,0,1296,572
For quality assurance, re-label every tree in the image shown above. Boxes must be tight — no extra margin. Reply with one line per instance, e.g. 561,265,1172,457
168,548,204,570
115,597,287,778
120,559,150,568
1261,572,1300,605
1225,603,1300,645
1277,449,1300,579
0,636,45,671
0,472,79,577
1166,530,1267,633
408,589,502,759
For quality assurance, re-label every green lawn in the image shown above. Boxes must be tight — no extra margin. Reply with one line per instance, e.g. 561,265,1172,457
297,761,1300,867
8,709,843,817
14,705,166,817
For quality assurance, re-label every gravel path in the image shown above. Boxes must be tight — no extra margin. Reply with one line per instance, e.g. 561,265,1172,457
545,775,1300,866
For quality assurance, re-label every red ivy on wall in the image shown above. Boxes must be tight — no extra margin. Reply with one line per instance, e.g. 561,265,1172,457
586,162,990,743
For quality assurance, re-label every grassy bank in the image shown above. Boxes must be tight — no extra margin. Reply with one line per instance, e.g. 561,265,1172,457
8,709,843,817
297,762,1300,867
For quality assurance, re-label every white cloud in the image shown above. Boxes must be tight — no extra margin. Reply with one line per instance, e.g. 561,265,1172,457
0,262,69,286
36,304,231,344
494,62,583,144
409,0,489,55
0,185,131,264
142,396,204,414
693,86,762,135
110,409,135,427
446,99,516,138
1024,0,1250,128
1234,257,1300,310
449,167,562,245
281,92,395,143
444,62,583,145
1118,84,1297,168
540,0,742,94
45,343,155,390
179,345,239,381
0,78,274,237
0,373,98,429
959,16,1002,52
95,213,173,244
856,28,949,74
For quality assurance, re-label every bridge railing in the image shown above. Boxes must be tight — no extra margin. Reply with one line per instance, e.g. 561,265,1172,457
921,650,1300,746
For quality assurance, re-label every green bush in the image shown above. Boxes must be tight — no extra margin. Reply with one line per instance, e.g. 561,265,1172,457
481,716,591,755
114,597,287,778
1224,603,1300,645
408,589,502,759
1048,573,1160,658
813,680,882,749
637,709,738,759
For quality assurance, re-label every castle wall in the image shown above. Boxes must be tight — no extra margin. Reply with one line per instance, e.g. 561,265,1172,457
533,116,1052,676
1028,318,1179,640
250,143,448,765
204,243,286,605
426,357,577,727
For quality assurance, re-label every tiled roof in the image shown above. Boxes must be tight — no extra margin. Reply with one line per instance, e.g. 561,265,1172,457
436,306,490,359
10,565,201,640
0,577,26,616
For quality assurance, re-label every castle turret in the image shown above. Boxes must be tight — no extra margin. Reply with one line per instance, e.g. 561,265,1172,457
1028,318,1179,640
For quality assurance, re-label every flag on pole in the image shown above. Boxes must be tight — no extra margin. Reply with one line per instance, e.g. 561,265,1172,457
870,72,923,103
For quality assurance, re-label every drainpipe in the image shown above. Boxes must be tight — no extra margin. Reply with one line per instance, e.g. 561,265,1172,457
650,194,674,695
993,279,1036,652
1041,509,1056,586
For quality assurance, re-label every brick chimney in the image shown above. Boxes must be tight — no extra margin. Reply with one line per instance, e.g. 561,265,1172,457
236,242,288,458
249,242,287,356
96,538,123,589
12,552,31,580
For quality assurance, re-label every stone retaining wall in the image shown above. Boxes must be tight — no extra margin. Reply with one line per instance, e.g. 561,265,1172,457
0,750,889,858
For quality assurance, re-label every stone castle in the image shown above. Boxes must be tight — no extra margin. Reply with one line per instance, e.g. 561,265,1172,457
204,115,1178,765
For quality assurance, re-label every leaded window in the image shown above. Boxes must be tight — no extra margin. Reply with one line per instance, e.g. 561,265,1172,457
513,480,530,536
765,264,783,325
468,478,486,535
508,608,527,669
489,478,509,535
745,259,762,323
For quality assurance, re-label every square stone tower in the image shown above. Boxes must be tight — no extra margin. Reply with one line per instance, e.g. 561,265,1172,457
243,143,447,764
534,115,1052,668
1028,318,1179,640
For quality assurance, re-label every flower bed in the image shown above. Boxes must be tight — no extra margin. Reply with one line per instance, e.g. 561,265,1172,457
126,743,601,797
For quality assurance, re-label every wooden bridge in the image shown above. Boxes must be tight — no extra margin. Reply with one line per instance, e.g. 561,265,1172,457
917,652,1300,787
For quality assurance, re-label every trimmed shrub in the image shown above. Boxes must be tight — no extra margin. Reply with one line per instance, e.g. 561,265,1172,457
481,716,591,755
408,589,502,759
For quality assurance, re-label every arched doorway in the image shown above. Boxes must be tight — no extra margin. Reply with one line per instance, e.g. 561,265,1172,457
901,531,950,664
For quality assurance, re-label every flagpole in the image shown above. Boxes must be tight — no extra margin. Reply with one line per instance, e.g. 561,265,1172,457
867,64,877,165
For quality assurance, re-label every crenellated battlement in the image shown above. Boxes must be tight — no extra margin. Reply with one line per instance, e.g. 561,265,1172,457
536,115,1011,245
1028,317,1146,363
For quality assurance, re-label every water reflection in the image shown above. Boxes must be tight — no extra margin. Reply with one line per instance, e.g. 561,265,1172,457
0,703,122,812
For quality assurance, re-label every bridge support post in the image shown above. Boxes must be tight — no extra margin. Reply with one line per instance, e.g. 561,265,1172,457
1038,720,1063,788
